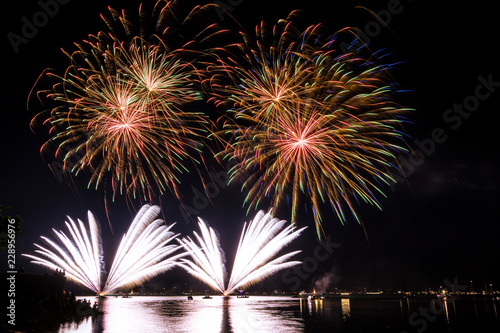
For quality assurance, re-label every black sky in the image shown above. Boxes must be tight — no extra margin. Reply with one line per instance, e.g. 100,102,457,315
1,0,499,292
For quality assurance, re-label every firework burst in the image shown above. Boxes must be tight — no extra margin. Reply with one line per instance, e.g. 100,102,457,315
178,210,305,295
31,1,222,201
23,205,183,295
205,16,323,125
204,17,411,237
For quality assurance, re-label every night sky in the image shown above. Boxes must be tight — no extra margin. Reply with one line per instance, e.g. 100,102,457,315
1,0,499,293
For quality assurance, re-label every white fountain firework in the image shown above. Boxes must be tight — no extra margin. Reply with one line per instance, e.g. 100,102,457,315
178,210,306,295
23,204,183,295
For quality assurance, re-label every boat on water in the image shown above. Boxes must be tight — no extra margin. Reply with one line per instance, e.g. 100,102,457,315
187,295,193,300
307,295,324,301
202,295,212,299
237,295,249,298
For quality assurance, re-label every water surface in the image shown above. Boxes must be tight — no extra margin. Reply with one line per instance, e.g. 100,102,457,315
54,295,499,332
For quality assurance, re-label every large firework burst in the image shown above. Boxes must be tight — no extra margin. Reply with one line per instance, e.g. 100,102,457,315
204,16,411,237
32,1,221,201
205,16,323,125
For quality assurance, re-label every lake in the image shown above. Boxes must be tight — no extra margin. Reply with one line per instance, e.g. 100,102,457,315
52,295,499,332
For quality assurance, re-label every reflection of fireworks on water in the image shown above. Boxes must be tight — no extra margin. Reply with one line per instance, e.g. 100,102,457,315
178,210,306,295
205,17,410,236
31,1,221,201
23,205,183,294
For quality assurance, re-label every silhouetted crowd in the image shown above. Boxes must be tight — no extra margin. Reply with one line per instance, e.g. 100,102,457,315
2,271,100,332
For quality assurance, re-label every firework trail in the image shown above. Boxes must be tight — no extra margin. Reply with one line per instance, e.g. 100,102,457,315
23,211,105,293
204,16,411,237
23,204,183,295
31,1,223,201
177,218,228,293
178,210,305,295
103,205,184,293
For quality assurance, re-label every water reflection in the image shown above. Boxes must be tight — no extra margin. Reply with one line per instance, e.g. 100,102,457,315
303,297,324,316
443,299,449,323
61,296,303,333
229,296,303,332
54,295,500,332
58,318,93,333
340,298,351,321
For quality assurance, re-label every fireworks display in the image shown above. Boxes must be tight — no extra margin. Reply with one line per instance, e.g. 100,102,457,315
31,1,222,201
30,2,411,239
22,210,105,293
23,205,183,294
178,210,305,295
103,205,184,293
204,18,410,236
10,0,497,330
